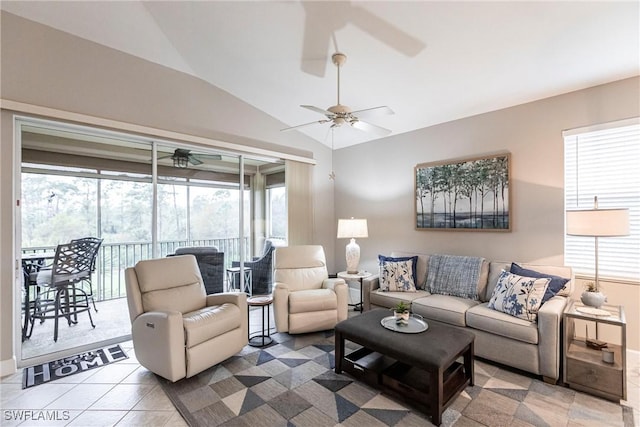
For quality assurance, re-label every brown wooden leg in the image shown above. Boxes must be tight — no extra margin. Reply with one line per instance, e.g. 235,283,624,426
335,331,344,374
464,342,474,386
432,366,444,426
542,376,557,385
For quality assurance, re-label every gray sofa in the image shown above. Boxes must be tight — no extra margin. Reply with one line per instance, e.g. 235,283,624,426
362,251,573,383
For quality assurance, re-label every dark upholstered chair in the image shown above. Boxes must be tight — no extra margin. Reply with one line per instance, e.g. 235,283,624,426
169,247,224,294
232,240,278,295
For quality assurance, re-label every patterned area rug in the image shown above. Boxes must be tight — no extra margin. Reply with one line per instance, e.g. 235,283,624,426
160,331,635,426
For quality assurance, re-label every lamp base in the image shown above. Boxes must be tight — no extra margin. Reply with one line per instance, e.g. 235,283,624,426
345,238,360,275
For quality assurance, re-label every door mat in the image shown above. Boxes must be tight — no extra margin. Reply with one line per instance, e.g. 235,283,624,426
22,344,128,389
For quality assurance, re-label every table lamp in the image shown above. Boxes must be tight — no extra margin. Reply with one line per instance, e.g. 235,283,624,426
337,218,368,274
566,196,629,307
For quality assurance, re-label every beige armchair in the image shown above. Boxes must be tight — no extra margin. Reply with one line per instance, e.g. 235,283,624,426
125,255,248,382
273,245,348,334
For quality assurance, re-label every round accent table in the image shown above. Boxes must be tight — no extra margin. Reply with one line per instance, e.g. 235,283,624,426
337,271,372,312
247,296,273,347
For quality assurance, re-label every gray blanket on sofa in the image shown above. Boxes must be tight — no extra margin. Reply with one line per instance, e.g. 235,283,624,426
426,254,485,300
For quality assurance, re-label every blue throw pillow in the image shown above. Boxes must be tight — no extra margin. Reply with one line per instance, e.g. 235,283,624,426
510,263,569,304
378,255,418,286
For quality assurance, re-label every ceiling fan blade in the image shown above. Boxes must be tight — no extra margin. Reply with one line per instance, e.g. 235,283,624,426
194,153,222,161
351,106,394,117
188,156,203,166
281,119,331,132
351,120,392,136
301,105,333,116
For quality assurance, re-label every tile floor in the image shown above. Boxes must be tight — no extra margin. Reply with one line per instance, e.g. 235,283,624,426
2,306,639,426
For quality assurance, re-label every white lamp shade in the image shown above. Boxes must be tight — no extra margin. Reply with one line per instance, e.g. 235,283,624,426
337,218,368,239
566,208,630,237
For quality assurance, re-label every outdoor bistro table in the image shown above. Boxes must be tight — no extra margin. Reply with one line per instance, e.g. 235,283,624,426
21,252,55,341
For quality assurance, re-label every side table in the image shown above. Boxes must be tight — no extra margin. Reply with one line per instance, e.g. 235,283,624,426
337,271,372,312
563,300,626,402
247,296,273,347
226,267,252,296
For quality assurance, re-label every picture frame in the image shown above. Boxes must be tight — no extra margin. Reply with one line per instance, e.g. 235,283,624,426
415,153,511,231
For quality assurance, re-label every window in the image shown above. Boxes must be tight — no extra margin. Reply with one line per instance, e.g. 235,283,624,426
564,118,640,282
266,186,286,239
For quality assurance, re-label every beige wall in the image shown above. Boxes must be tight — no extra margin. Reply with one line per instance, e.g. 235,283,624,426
0,12,336,373
0,110,16,374
333,76,640,350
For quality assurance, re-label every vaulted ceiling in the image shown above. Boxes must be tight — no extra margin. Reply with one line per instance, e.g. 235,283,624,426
2,1,638,149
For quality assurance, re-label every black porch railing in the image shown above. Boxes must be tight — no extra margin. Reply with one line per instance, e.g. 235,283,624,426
21,237,249,301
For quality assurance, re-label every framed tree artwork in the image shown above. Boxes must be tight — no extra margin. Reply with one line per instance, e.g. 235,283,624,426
415,153,511,231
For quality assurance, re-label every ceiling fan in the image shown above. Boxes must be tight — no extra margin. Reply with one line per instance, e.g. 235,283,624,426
282,52,394,136
159,148,222,168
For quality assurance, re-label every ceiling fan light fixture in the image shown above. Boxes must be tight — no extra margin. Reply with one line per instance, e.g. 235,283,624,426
281,52,393,137
172,153,189,168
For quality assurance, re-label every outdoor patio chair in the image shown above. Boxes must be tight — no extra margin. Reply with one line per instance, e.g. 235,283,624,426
125,255,248,382
71,237,103,312
231,239,280,295
169,247,224,294
30,240,96,342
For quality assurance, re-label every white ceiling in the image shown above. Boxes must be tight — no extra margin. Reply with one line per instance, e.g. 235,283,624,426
2,1,639,149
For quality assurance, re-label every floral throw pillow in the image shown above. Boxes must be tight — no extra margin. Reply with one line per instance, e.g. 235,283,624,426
488,270,550,322
379,259,417,292
509,263,569,303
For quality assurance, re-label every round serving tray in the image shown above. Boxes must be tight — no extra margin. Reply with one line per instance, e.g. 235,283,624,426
380,314,428,333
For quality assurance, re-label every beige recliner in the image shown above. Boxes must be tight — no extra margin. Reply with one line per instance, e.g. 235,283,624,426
125,255,248,382
273,245,348,334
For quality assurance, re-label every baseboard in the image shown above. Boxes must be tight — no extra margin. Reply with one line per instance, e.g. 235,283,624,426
0,356,17,377
627,348,640,360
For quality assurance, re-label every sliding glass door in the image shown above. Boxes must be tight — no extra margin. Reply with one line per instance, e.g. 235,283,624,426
16,117,284,366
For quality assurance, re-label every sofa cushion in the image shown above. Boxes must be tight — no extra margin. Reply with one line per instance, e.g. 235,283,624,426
466,303,539,344
411,294,480,327
370,289,428,309
379,254,418,285
510,263,570,304
288,289,337,314
390,251,430,289
378,256,417,292
183,303,241,348
426,254,487,300
487,262,573,300
488,270,549,322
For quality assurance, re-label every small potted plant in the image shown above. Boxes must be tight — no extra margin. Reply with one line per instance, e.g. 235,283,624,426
392,301,410,326
580,281,607,308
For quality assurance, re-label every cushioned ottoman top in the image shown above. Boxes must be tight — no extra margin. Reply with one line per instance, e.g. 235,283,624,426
335,308,474,369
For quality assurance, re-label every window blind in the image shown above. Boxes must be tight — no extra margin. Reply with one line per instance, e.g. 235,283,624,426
564,120,640,282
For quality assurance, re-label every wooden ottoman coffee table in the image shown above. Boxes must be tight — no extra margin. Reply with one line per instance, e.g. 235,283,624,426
335,309,474,426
